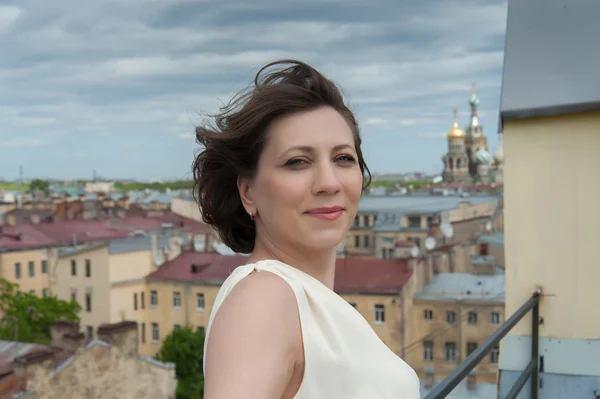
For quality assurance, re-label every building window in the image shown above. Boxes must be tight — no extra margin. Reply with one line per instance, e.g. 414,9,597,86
361,215,369,227
85,293,92,312
354,236,360,248
85,259,91,277
150,290,158,307
468,311,478,324
41,260,47,274
490,345,500,363
363,235,369,248
426,216,434,227
423,340,434,361
174,324,181,330
491,312,501,324
29,289,35,296
173,292,181,309
374,304,385,325
445,342,456,362
479,243,489,256
446,310,456,323
467,342,478,356
151,323,159,343
424,309,433,321
196,293,205,311
141,292,145,309
71,289,77,302
353,216,359,226
134,293,138,310
86,326,94,339
197,326,205,336
28,261,35,277
15,263,21,279
387,248,393,259
141,323,146,344
42,288,48,297
71,259,77,276
381,248,387,259
348,302,357,309
408,216,421,228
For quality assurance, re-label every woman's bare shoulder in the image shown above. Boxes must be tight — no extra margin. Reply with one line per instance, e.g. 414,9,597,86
204,271,303,398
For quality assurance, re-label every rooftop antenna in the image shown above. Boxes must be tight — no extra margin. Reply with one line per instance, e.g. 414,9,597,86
440,222,454,240
410,246,420,258
424,236,436,251
484,220,493,233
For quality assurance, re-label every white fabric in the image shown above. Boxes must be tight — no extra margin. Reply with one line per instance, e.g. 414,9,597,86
204,259,420,398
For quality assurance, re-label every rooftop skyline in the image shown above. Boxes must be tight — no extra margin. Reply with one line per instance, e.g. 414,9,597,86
1,0,505,180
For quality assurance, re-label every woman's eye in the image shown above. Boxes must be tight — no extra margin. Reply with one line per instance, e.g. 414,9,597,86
336,154,357,163
284,158,306,167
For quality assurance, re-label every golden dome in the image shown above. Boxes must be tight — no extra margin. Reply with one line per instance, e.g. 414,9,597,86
447,108,465,139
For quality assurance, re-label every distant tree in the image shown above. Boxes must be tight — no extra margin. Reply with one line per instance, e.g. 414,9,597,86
28,179,50,196
0,279,81,344
156,326,205,399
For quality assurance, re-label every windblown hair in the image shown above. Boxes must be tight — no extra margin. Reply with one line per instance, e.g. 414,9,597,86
192,59,371,254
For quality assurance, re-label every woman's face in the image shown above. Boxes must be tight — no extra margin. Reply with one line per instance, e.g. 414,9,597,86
239,106,364,253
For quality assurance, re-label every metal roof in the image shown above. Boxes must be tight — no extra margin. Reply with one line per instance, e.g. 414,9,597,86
414,273,505,303
108,232,188,254
500,0,600,124
478,232,504,247
358,194,499,213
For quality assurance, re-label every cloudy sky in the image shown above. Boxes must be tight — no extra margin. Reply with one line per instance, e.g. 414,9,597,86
0,0,507,181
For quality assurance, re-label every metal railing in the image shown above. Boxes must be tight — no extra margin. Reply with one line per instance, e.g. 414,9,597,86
424,290,541,399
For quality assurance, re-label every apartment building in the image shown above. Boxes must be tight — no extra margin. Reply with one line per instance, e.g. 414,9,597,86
348,194,500,258
52,232,191,340
0,214,212,299
137,252,415,358
407,273,504,386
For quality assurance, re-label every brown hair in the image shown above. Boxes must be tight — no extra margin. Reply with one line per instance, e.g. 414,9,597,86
192,59,371,254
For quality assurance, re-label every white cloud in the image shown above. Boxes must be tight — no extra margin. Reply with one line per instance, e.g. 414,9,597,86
0,6,21,33
0,0,506,178
0,138,43,148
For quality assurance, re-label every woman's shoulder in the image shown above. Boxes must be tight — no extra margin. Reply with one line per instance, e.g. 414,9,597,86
204,269,303,397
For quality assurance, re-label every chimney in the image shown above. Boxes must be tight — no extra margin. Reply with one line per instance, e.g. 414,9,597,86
151,232,158,255
51,320,83,352
13,348,56,393
97,321,138,358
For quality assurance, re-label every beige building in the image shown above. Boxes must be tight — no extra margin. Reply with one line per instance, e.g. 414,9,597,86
51,232,186,340
347,194,500,259
407,273,504,386
0,248,52,297
12,320,177,398
137,252,420,358
496,0,600,395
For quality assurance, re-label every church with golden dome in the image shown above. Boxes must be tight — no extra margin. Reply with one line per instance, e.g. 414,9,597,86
442,86,503,183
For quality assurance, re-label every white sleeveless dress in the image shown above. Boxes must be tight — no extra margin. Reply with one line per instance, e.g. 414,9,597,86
203,259,420,399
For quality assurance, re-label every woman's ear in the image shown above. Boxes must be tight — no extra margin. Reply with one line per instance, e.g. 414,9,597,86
237,176,255,216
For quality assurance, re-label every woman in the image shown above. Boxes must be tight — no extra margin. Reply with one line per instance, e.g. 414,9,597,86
194,60,419,398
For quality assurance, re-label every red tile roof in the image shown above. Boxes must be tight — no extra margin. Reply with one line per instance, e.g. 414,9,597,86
0,213,211,251
334,257,412,294
147,252,412,295
146,252,249,285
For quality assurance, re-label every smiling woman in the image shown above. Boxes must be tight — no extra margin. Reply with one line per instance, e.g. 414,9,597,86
193,60,420,399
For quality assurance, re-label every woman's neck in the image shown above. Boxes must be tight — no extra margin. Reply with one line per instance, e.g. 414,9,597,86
248,237,338,290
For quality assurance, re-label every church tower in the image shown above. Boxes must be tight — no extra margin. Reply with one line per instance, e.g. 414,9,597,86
464,84,488,178
442,109,470,183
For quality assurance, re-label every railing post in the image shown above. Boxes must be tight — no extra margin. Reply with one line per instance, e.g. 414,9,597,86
531,293,540,399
